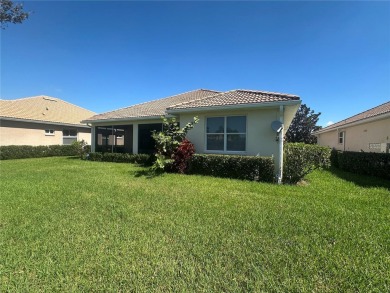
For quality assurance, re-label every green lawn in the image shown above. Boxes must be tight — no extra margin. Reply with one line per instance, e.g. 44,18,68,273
0,157,389,292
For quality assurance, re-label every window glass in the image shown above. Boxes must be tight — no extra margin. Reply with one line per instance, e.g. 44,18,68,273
206,117,224,133
207,134,224,150
45,129,54,135
206,116,247,152
227,134,246,151
63,129,77,137
339,132,344,144
227,116,246,133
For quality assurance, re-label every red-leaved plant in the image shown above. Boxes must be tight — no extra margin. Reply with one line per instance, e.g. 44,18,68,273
172,139,195,174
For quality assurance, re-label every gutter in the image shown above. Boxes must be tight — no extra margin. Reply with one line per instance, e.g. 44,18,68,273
0,116,91,128
82,115,163,124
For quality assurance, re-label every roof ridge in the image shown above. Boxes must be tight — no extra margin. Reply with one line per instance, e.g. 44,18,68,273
93,89,220,115
1,95,96,115
320,100,390,131
167,90,227,109
0,95,59,102
235,89,300,98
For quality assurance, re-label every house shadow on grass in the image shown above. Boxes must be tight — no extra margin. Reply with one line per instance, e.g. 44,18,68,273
329,167,390,190
66,156,80,160
131,169,162,179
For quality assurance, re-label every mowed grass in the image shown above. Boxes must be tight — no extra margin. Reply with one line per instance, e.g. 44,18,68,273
0,157,389,292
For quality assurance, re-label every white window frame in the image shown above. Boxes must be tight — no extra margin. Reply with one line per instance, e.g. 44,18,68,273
62,129,78,145
338,131,345,144
205,115,247,154
45,129,55,136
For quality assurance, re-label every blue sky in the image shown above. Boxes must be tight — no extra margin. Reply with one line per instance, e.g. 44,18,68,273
1,1,389,127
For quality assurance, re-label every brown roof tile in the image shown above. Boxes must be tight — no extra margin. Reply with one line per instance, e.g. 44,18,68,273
85,89,220,121
318,101,390,132
85,89,300,122
168,89,300,110
0,95,96,126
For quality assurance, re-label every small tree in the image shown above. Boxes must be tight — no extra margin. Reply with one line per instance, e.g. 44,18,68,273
151,116,199,173
0,0,30,29
285,104,321,144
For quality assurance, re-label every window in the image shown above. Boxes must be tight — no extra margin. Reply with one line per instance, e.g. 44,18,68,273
338,131,345,144
206,116,246,152
45,129,55,136
63,129,77,145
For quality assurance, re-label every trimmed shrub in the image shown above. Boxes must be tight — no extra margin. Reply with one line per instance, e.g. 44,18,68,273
336,151,390,180
87,152,154,166
330,148,340,167
172,139,195,174
283,143,331,184
0,145,79,160
188,154,274,182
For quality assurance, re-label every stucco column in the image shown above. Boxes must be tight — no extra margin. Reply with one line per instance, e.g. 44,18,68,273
91,126,96,152
133,123,138,154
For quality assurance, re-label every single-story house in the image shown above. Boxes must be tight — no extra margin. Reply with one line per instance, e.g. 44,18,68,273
0,95,96,146
314,101,390,153
83,89,301,181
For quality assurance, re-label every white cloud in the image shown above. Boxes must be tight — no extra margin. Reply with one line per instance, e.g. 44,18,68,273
326,121,334,126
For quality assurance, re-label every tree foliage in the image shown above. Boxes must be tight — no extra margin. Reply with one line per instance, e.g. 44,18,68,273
151,116,199,173
285,104,321,144
0,0,29,29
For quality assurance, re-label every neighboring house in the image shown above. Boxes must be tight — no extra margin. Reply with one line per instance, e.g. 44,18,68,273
83,89,301,180
0,95,96,146
314,101,390,153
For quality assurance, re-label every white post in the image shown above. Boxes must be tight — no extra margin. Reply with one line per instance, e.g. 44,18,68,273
278,125,284,184
278,105,284,184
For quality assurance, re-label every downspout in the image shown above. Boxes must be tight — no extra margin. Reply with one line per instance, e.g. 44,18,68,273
278,105,285,184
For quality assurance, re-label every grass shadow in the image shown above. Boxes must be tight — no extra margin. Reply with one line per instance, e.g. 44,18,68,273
132,169,162,179
65,156,81,160
329,167,390,190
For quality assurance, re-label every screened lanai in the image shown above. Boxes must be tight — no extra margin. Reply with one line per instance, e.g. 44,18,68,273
94,123,162,154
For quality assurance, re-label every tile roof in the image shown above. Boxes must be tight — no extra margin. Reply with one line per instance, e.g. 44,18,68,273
167,89,300,110
85,89,300,122
0,95,96,126
85,89,221,121
317,100,390,133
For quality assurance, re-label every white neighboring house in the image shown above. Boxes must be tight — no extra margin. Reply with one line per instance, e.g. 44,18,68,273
0,95,96,146
314,101,390,153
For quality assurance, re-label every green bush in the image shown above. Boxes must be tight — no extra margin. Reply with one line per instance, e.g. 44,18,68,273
330,148,340,167
188,154,275,182
335,151,390,180
0,145,79,160
283,143,331,184
87,152,154,166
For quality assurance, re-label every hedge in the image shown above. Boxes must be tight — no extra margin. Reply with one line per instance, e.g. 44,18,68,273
88,152,154,166
0,145,78,160
332,150,390,180
283,143,331,184
188,154,275,183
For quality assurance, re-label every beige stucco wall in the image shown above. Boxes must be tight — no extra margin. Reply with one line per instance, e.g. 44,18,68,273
89,104,300,172
0,120,92,146
317,117,390,152
179,105,298,169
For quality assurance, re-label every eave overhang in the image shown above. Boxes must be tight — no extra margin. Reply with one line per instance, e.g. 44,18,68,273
0,116,91,128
